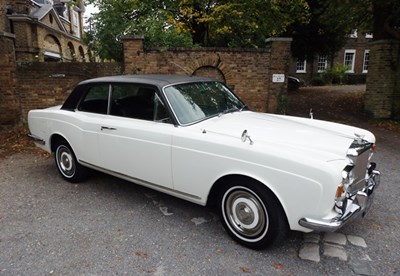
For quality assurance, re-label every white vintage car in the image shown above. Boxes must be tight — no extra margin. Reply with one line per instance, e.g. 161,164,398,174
28,75,380,249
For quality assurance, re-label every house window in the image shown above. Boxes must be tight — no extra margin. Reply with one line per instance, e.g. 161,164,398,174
296,59,306,73
349,29,358,38
63,6,70,20
363,50,370,73
317,56,328,72
72,10,81,38
33,0,54,4
43,51,61,62
68,42,76,60
344,50,356,73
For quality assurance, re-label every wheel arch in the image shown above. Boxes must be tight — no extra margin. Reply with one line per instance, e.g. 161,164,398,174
50,133,71,153
206,174,289,225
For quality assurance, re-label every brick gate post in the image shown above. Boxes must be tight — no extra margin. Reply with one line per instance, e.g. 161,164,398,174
365,39,400,119
122,35,145,74
265,37,293,113
0,32,20,127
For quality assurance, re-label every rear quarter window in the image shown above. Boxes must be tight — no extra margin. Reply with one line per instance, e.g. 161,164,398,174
78,84,110,114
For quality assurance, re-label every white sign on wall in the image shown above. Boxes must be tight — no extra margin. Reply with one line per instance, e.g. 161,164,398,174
272,74,285,83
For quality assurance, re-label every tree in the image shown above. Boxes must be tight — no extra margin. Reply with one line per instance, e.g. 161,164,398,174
85,0,193,61
85,0,309,60
288,0,373,68
169,0,309,47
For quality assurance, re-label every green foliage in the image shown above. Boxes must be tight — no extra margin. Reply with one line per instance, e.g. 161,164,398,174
321,63,349,84
187,0,310,47
85,0,192,61
84,0,400,61
85,0,309,60
135,18,193,50
289,0,362,61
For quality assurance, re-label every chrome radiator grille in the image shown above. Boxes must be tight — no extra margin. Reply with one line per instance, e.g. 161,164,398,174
347,141,373,195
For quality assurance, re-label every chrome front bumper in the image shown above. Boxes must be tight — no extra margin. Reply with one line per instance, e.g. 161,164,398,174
299,169,381,232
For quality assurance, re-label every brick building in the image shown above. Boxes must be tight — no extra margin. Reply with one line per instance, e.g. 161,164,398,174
1,0,88,62
289,31,372,84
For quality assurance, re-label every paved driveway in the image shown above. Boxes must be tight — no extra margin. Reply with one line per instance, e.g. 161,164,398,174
0,126,399,275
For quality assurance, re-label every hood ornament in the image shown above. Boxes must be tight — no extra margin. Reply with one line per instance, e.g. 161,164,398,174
309,108,313,119
241,130,254,145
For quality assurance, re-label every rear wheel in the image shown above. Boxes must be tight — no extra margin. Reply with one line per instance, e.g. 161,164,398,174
54,139,88,183
218,178,288,249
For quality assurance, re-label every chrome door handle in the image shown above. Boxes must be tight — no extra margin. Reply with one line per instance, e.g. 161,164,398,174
101,126,117,131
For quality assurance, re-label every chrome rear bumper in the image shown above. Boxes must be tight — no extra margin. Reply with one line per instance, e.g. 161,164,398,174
299,169,380,232
28,133,45,145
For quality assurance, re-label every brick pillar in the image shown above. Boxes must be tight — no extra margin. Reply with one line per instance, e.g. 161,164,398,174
365,39,400,119
0,32,20,127
1,0,10,32
121,35,144,74
265,37,293,113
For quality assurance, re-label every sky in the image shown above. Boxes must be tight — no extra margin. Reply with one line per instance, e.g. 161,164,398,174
84,4,99,18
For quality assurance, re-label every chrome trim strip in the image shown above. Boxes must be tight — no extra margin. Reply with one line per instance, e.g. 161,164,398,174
79,160,202,201
28,133,45,145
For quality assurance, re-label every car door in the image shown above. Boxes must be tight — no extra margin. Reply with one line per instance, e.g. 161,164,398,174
75,83,110,166
97,83,174,189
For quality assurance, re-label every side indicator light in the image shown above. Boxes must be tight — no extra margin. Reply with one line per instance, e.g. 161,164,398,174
336,183,344,198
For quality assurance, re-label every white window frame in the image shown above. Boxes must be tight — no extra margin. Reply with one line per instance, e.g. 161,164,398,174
32,0,54,4
63,5,70,21
344,49,356,73
363,50,370,73
349,29,358,38
72,10,81,38
296,59,307,73
317,55,328,73
365,33,373,39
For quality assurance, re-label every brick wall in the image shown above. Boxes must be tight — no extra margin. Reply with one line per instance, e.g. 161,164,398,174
1,35,292,127
365,39,400,118
16,62,122,116
123,36,292,113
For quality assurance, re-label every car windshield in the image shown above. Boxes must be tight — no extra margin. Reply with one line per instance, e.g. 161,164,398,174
164,81,245,125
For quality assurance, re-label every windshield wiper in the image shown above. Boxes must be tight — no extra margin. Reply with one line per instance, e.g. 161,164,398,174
218,106,240,117
239,104,247,112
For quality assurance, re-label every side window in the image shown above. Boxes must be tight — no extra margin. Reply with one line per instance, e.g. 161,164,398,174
110,84,170,123
78,84,109,114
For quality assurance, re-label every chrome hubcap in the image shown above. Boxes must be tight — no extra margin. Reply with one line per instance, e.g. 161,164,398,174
57,146,75,177
224,188,268,238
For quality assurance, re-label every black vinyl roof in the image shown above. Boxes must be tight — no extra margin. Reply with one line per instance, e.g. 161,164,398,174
78,74,216,88
62,74,218,112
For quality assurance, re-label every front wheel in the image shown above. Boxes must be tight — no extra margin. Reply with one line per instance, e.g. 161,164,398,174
218,179,288,249
54,139,89,183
